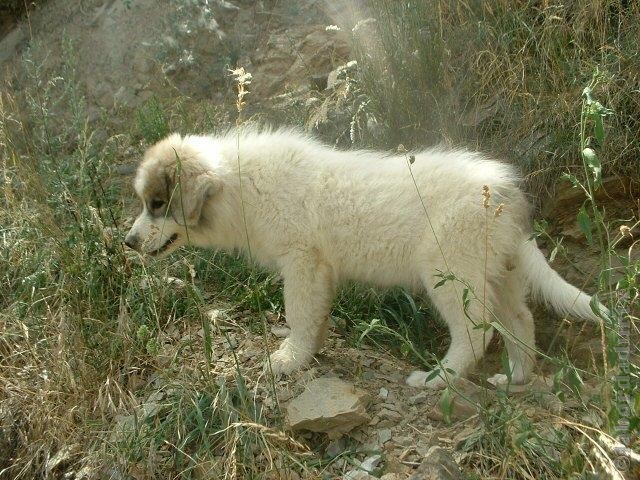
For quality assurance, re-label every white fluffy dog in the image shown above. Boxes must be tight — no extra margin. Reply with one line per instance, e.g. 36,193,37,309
124,128,601,388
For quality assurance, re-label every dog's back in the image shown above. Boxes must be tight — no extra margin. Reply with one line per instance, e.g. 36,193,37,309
211,129,529,288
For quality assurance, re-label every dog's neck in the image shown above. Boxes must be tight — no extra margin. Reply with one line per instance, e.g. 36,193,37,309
185,134,277,262
192,165,259,257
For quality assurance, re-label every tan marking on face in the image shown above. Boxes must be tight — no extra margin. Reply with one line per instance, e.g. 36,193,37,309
140,167,169,210
134,134,186,208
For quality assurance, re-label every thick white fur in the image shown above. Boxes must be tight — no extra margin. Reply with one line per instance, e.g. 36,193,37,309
126,128,601,389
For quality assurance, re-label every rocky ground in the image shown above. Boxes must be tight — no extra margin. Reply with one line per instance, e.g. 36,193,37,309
96,295,625,479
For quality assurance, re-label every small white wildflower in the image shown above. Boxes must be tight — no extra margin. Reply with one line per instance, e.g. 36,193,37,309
345,60,358,69
177,22,192,36
229,67,252,85
178,50,195,67
325,25,341,32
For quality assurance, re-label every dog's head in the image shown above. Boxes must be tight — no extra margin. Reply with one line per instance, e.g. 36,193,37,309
124,134,222,257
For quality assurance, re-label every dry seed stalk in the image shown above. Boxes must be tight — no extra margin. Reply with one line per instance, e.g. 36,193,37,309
229,67,252,114
482,185,491,208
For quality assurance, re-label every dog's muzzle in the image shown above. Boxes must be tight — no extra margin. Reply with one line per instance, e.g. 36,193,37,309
124,232,140,251
149,233,179,256
123,232,179,256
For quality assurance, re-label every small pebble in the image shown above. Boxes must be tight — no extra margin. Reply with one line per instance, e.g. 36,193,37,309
377,428,392,444
271,325,291,338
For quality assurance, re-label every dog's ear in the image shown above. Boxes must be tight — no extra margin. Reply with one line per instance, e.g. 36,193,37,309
167,168,222,226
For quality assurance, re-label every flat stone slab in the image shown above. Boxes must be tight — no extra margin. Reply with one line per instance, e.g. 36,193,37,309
286,377,370,439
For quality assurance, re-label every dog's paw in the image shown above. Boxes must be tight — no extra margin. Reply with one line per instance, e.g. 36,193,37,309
487,373,532,390
487,373,509,387
406,369,448,390
267,342,310,375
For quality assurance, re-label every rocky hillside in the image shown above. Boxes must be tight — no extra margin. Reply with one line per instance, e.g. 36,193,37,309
1,0,352,121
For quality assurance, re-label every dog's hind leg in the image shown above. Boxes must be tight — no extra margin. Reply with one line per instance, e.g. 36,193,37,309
268,251,335,375
407,275,495,389
488,269,536,386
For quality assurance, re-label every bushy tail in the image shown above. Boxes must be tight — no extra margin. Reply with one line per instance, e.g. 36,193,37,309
518,239,606,321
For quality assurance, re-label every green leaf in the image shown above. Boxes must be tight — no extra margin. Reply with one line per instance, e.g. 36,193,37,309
589,294,607,320
137,324,151,342
358,318,381,343
514,430,532,448
533,219,549,236
473,320,492,331
438,388,454,424
434,272,455,289
145,338,159,355
582,148,602,188
462,288,471,313
500,350,512,383
402,289,419,317
560,172,580,188
433,278,447,288
566,367,584,396
577,206,593,245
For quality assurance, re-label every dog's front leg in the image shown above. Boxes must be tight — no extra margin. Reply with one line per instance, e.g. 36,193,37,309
268,253,335,375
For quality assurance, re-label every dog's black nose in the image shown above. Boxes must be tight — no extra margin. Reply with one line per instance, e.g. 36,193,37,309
123,233,139,250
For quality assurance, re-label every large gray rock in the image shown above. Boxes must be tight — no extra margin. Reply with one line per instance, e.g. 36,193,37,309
286,377,370,439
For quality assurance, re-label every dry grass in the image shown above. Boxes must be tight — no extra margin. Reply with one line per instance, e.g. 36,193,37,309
0,46,311,477
323,0,640,199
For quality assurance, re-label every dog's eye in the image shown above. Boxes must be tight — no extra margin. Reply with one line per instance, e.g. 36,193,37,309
150,199,165,210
